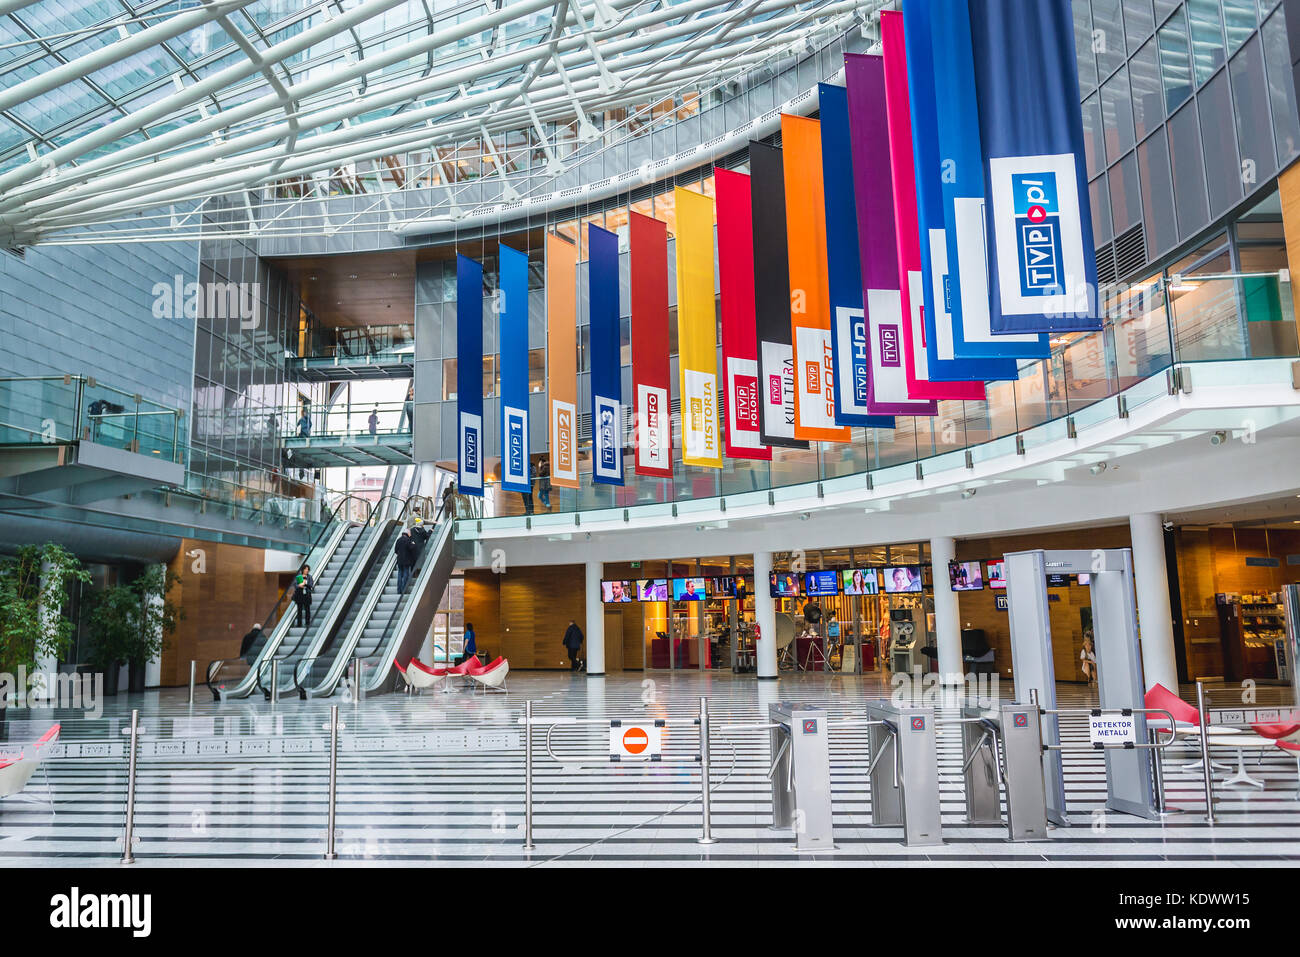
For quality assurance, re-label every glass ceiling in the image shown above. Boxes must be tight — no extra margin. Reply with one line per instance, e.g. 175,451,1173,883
0,0,881,245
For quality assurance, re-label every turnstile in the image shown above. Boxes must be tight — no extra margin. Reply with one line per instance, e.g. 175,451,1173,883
961,702,1049,842
866,702,942,846
768,702,834,850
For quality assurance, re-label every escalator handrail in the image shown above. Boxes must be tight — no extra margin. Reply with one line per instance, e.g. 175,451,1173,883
361,519,454,692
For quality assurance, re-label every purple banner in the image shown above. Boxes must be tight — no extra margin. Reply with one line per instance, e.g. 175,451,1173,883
844,53,936,416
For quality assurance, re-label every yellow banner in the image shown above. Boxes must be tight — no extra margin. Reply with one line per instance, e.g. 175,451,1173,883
674,187,722,469
546,233,580,489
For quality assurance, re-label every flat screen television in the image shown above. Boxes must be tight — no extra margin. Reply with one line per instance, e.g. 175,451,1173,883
803,570,840,596
948,560,984,591
986,560,1007,589
841,568,879,595
769,572,800,598
636,578,668,601
882,565,922,594
708,576,751,598
601,580,636,603
672,577,707,601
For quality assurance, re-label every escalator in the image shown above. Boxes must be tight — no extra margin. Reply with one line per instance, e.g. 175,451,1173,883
254,515,392,699
208,518,354,700
306,517,456,698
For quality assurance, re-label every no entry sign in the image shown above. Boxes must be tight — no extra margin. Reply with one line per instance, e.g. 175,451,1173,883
609,724,662,760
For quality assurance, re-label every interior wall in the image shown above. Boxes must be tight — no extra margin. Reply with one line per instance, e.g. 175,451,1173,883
161,539,289,686
464,564,588,669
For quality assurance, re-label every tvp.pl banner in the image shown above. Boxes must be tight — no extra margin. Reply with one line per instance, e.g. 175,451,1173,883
545,232,579,490
928,0,1048,361
901,0,1020,384
781,113,852,443
674,186,723,469
881,9,984,402
844,53,937,417
629,211,674,477
498,243,531,494
715,167,772,460
588,223,624,486
968,0,1102,333
749,140,809,448
456,254,484,496
817,81,896,430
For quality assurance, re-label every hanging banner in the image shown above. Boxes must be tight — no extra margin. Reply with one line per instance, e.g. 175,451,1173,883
881,10,984,403
929,0,1048,361
968,0,1102,333
749,141,809,448
674,186,723,469
901,0,1020,384
456,254,484,496
588,223,624,486
629,212,673,477
545,233,579,490
817,82,896,431
781,114,852,444
498,243,530,494
844,54,937,417
715,168,772,460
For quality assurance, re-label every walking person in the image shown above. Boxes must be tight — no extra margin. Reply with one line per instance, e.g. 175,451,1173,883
367,406,379,436
292,565,314,628
398,384,414,432
520,460,535,515
394,527,417,593
456,622,477,666
562,618,584,671
537,458,551,510
441,479,457,521
296,408,312,438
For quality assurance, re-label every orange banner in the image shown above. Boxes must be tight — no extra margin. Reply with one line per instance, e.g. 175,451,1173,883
546,232,579,489
781,114,851,443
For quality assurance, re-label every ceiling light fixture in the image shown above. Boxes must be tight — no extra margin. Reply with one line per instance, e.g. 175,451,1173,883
1090,462,1108,475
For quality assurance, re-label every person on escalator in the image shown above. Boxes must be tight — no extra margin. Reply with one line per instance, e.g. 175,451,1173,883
395,528,418,594
292,566,314,628
411,515,431,551
240,623,262,663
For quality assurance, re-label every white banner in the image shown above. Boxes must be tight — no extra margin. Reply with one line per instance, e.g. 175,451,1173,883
458,411,483,492
682,368,721,464
592,394,623,482
549,399,577,484
636,383,670,473
793,325,839,433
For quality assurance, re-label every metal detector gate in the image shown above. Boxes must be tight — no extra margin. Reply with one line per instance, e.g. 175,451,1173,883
961,703,1049,841
1004,548,1156,823
865,702,942,846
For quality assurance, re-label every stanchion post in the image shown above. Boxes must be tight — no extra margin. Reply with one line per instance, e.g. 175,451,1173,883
324,704,340,859
187,660,196,705
120,708,140,865
698,696,716,845
1196,681,1215,824
523,699,535,851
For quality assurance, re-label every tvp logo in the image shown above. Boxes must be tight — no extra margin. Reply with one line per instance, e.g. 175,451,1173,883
878,325,901,368
504,408,527,486
1012,171,1065,297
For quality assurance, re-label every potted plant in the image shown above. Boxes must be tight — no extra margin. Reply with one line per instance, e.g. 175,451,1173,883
88,566,183,695
0,544,90,730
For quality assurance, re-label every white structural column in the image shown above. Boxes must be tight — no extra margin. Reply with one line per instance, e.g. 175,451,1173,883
145,563,165,688
929,537,963,685
1129,513,1179,693
33,559,58,703
585,559,606,676
753,551,778,679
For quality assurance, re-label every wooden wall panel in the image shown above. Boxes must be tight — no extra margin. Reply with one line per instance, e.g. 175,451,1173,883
160,540,290,687
1278,161,1300,329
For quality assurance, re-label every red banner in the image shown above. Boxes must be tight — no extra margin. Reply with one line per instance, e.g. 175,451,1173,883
629,212,673,477
715,168,771,461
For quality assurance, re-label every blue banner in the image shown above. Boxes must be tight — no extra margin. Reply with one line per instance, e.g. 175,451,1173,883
498,243,530,495
456,254,484,497
968,0,1102,334
931,0,1049,360
817,82,895,429
902,0,1022,380
588,224,624,486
